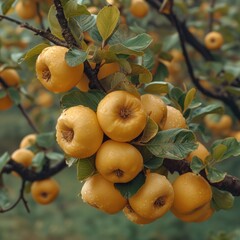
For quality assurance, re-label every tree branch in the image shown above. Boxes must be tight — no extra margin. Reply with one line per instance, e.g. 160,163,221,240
53,0,105,91
2,159,67,182
163,159,240,196
168,12,240,119
0,14,67,47
0,179,30,213
0,77,39,133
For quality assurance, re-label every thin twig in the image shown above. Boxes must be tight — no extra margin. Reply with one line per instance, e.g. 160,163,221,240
17,104,39,133
36,2,45,31
0,77,39,133
208,0,216,32
0,14,67,47
0,179,30,213
53,0,106,92
169,12,240,119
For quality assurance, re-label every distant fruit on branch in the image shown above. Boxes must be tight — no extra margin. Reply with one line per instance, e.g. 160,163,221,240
204,31,224,50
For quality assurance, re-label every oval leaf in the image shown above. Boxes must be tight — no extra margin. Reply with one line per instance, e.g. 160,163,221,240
60,90,105,111
140,117,158,143
65,48,87,67
96,6,120,42
114,171,146,199
77,156,96,181
145,128,197,160
212,187,234,211
0,152,10,172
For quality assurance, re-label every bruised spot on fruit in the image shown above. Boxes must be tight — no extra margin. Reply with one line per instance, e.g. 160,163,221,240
114,169,124,178
42,68,51,82
119,108,132,119
154,196,166,208
61,129,74,143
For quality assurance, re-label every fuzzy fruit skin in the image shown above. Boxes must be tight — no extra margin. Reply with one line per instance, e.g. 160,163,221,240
81,174,127,214
15,0,37,20
129,173,174,219
129,0,149,18
11,148,34,176
204,31,224,50
123,204,157,225
31,178,60,205
19,134,37,148
56,105,103,158
0,69,20,110
97,90,147,142
171,173,212,217
95,140,143,183
141,94,167,128
11,148,34,167
172,202,214,223
185,141,209,163
36,46,84,93
162,106,187,130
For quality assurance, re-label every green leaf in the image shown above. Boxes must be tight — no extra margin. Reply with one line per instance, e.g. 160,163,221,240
77,156,96,181
0,152,10,172
159,51,173,62
211,144,228,162
211,137,240,162
206,167,226,183
60,90,105,111
19,43,50,64
96,5,120,42
190,104,224,122
144,157,164,170
143,49,155,71
212,187,234,211
168,87,184,109
144,81,169,95
145,128,197,160
46,152,64,161
36,132,55,149
65,48,87,67
73,15,96,32
190,156,205,174
184,88,197,112
32,152,45,168
140,117,158,143
115,171,146,199
7,87,20,105
130,63,152,83
226,86,240,96
163,33,179,51
0,90,7,99
153,62,169,82
0,188,10,209
48,5,64,39
64,0,90,18
109,44,144,56
122,33,152,51
1,0,15,14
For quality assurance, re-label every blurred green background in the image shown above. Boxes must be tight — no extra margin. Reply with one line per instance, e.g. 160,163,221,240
1,108,240,240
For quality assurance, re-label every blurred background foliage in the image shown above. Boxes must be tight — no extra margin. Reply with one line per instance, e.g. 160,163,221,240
1,0,240,239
